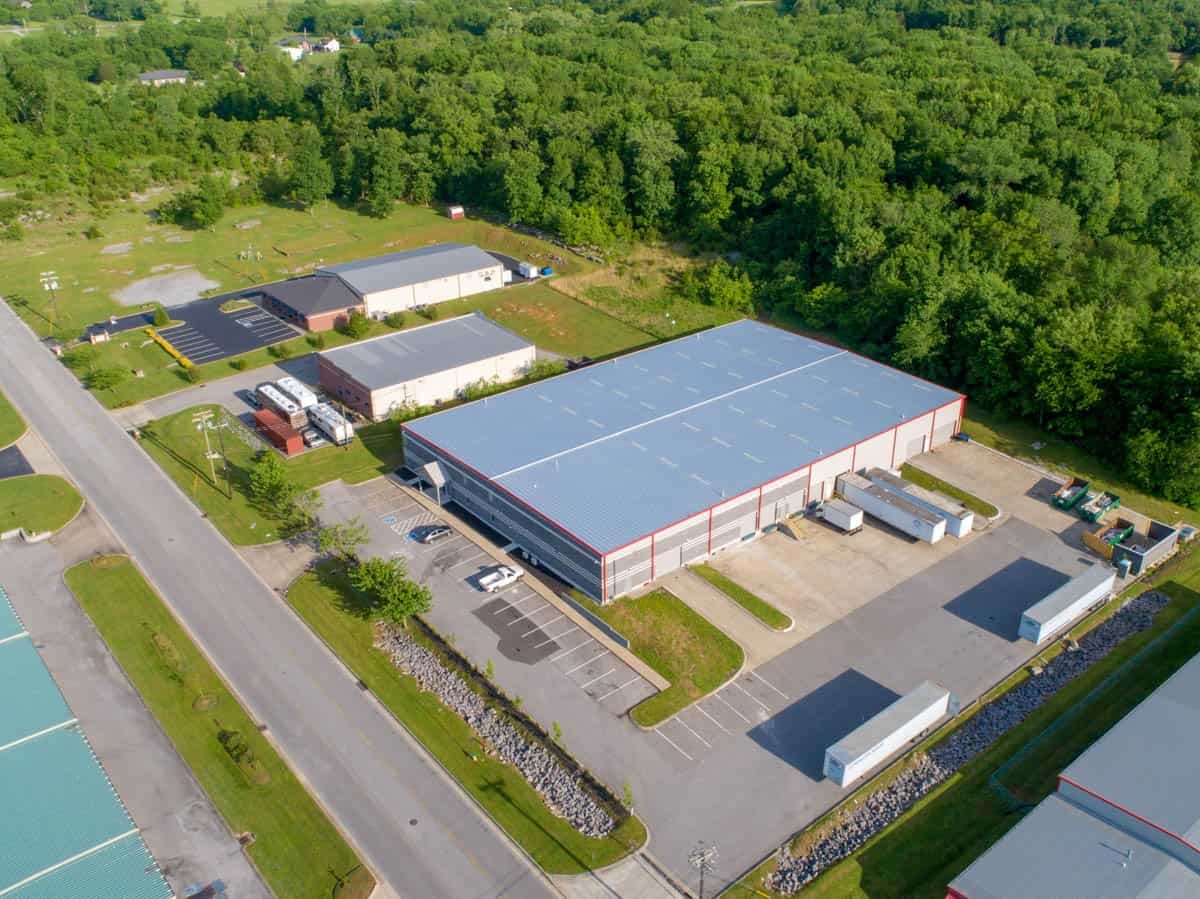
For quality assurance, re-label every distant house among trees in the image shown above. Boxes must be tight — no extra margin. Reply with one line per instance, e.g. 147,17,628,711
280,46,304,62
138,69,189,87
314,37,340,53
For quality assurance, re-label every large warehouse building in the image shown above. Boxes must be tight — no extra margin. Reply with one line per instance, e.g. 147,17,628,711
948,649,1200,899
319,243,504,317
319,312,536,420
403,320,964,602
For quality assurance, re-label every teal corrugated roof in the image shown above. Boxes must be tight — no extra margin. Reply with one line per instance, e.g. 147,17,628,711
0,585,26,641
0,726,136,891
7,832,173,899
0,637,73,749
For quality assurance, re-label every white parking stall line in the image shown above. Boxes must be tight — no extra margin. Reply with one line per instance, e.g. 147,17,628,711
533,625,578,649
579,667,617,690
505,603,551,627
694,703,732,734
673,715,712,749
714,691,752,724
494,592,540,614
595,675,641,702
749,670,789,700
565,649,609,675
524,612,563,633
732,680,771,712
448,552,489,571
657,728,693,762
549,636,594,662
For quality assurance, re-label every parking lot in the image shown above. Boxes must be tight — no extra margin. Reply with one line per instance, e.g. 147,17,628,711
322,479,658,717
158,299,298,364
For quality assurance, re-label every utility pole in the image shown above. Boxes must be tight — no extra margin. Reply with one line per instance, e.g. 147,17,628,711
193,410,217,486
689,842,718,899
215,409,233,499
39,271,60,339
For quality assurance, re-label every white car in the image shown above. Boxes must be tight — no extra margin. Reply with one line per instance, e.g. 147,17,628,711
479,565,524,593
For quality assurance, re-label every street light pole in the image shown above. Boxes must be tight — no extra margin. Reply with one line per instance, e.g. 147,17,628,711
39,271,60,338
689,842,718,899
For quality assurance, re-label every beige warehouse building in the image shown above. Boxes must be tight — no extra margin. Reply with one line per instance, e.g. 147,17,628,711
319,243,504,317
317,313,537,421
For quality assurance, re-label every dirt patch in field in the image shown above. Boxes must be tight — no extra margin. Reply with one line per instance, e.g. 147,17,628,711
113,268,219,307
164,234,191,244
235,218,261,230
101,242,133,255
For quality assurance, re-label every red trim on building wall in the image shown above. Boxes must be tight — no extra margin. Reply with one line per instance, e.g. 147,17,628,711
890,428,899,468
707,508,713,554
851,442,858,473
756,485,763,529
601,555,607,604
650,533,655,580
944,888,970,899
956,395,966,435
928,412,937,450
1057,775,1200,855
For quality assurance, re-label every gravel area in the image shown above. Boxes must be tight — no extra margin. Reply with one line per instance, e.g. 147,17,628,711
767,591,1172,894
375,625,616,838
113,268,219,307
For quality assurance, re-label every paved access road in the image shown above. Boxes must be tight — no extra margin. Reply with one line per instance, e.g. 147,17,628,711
0,300,556,899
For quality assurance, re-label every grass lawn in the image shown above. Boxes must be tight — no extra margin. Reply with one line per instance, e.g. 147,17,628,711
691,564,792,630
575,589,743,727
0,474,83,535
900,463,999,519
65,556,373,899
139,404,404,545
963,404,1199,524
287,564,647,873
0,388,26,448
730,548,1200,899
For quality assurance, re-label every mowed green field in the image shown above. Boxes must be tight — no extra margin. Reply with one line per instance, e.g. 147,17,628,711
733,548,1200,899
66,556,374,899
0,388,26,448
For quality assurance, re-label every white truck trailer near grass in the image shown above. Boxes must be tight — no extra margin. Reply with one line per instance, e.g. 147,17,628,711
276,375,319,410
815,499,863,534
824,681,959,787
307,402,354,446
836,472,946,544
1019,564,1116,644
866,468,975,538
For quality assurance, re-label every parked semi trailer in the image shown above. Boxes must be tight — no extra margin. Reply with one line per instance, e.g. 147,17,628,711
836,473,946,544
1079,491,1120,523
307,402,354,446
276,375,319,410
1053,476,1090,510
1019,564,1115,644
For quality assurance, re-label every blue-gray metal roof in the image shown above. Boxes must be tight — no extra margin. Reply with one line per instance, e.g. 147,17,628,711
320,242,501,295
951,794,1200,899
405,320,961,552
1061,649,1200,845
322,312,533,390
0,637,74,750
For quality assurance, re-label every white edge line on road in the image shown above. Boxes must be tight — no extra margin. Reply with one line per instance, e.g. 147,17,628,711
656,728,693,761
565,648,609,675
579,666,617,690
694,703,732,734
733,680,771,712
749,670,789,700
714,691,752,724
594,675,640,702
672,715,712,748
548,635,594,663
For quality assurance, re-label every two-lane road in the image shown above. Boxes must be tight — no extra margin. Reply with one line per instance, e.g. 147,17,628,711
0,301,556,899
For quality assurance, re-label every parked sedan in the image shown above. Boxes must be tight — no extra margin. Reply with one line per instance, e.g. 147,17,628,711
418,524,453,544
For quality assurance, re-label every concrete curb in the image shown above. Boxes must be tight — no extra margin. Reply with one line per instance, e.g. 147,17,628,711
399,479,671,692
688,565,795,634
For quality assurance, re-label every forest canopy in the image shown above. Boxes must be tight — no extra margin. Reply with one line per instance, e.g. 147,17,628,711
3,0,1200,503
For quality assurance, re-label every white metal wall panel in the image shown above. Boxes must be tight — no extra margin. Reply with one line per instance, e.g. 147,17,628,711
362,284,415,315
810,447,855,502
893,412,935,465
709,493,758,553
761,467,810,523
931,401,960,447
371,346,537,418
854,430,894,473
607,537,652,599
459,265,503,297
412,276,459,306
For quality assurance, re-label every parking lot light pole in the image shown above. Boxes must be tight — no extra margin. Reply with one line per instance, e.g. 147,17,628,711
689,842,718,899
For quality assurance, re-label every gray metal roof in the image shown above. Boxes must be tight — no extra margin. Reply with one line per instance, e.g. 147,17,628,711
951,794,1200,899
1022,564,1114,626
405,320,962,553
262,273,361,315
321,312,534,390
138,69,188,81
1061,649,1200,845
320,243,501,296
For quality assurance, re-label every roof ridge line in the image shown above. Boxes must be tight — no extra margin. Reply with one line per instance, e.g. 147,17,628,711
0,827,139,897
0,716,78,755
492,348,848,481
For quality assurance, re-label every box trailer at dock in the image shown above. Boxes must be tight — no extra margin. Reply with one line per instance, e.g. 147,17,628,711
824,682,959,787
1018,564,1115,644
866,468,974,538
836,472,946,544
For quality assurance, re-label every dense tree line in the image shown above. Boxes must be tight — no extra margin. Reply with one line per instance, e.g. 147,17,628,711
3,0,1200,502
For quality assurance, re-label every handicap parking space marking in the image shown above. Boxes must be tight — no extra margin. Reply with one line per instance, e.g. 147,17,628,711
656,728,693,762
548,635,594,663
747,670,789,701
565,648,609,676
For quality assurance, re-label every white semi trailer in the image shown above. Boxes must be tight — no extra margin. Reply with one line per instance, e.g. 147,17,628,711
276,375,319,410
837,472,946,544
307,402,354,446
256,383,307,430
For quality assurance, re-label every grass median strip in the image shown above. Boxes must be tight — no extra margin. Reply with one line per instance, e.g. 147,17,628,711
691,564,792,630
0,474,83,535
899,464,999,519
65,556,373,899
0,387,25,448
732,550,1200,899
574,588,743,727
287,564,647,874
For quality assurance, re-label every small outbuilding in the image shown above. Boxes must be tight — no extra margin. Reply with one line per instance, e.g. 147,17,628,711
259,273,364,332
317,312,536,421
447,205,466,220
138,69,189,87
